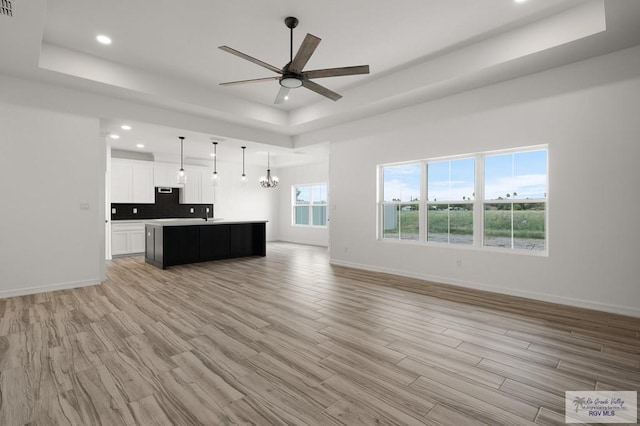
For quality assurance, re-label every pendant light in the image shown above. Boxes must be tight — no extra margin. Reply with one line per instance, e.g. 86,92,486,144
240,146,248,187
259,152,278,188
211,141,220,186
177,136,186,184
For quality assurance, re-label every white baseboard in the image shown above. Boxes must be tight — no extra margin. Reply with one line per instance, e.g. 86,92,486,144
275,238,329,248
329,259,640,318
0,279,101,299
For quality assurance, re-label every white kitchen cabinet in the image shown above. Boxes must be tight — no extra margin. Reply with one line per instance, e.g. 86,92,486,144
111,222,146,256
182,166,202,204
180,165,214,204
201,169,215,204
111,231,129,256
153,162,181,188
111,158,154,203
111,161,132,202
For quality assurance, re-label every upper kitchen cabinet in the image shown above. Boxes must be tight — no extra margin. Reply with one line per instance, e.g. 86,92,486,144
154,162,181,188
152,162,213,204
181,166,215,204
111,158,154,203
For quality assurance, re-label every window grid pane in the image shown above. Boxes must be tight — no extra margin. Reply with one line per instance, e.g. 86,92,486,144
312,206,327,226
382,203,419,240
427,203,473,245
383,163,421,202
294,206,310,225
295,186,310,204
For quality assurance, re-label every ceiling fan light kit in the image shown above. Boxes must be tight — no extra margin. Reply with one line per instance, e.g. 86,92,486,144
280,75,303,88
219,16,370,104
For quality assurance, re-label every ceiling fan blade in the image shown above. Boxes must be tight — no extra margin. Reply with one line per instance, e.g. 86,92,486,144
302,80,342,101
219,46,282,74
274,86,290,104
220,76,280,86
304,65,370,79
289,34,321,73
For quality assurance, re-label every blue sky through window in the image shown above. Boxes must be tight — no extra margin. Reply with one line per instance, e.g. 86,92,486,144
383,163,421,202
428,158,474,201
485,150,547,200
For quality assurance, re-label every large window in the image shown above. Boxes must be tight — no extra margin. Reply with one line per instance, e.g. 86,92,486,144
293,183,327,227
381,163,421,241
379,146,547,253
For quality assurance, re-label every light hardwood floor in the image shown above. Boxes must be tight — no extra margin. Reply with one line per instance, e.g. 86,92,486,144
1,242,638,425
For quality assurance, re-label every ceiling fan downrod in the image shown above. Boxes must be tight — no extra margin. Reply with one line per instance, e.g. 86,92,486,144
285,16,299,64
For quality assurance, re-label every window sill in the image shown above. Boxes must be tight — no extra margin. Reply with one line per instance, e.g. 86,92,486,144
379,238,548,257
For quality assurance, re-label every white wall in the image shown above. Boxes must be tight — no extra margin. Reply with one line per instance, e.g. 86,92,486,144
276,162,329,247
327,45,640,316
210,160,280,241
0,102,105,297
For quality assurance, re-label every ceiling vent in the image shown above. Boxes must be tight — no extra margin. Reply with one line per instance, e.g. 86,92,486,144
1,0,13,17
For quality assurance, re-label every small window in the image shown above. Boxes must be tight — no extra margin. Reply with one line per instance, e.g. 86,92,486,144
293,183,327,227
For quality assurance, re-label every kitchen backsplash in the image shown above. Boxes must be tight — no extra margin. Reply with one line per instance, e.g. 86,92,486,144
111,187,213,220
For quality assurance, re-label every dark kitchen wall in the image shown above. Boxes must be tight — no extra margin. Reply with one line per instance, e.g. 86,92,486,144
111,187,213,220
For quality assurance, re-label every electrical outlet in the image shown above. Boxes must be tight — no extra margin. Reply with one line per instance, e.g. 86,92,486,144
456,259,463,267
133,208,137,214
190,208,194,213
206,207,210,213
80,203,90,210
112,208,116,214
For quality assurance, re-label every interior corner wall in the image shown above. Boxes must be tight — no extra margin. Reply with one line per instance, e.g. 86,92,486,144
327,45,640,317
0,101,104,297
276,161,329,247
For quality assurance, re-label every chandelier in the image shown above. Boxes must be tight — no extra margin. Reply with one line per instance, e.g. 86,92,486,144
259,153,278,188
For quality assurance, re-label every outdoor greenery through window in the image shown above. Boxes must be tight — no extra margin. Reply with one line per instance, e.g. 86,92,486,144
484,150,547,251
381,163,421,240
293,183,327,227
427,158,475,245
379,146,548,252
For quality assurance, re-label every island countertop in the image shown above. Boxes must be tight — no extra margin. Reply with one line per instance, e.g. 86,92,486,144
144,219,268,227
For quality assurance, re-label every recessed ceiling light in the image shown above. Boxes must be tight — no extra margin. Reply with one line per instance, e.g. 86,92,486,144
96,35,112,45
136,144,144,148
109,134,120,139
514,0,527,3
121,125,131,130
284,96,289,100
210,153,216,157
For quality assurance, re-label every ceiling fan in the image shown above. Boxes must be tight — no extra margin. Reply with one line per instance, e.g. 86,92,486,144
218,16,370,104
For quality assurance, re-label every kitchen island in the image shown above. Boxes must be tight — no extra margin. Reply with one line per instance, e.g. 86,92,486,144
144,219,266,269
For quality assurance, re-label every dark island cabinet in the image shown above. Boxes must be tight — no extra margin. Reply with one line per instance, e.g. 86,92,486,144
145,222,266,269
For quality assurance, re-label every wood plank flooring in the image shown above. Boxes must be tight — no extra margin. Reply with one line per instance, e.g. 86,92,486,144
1,242,639,425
